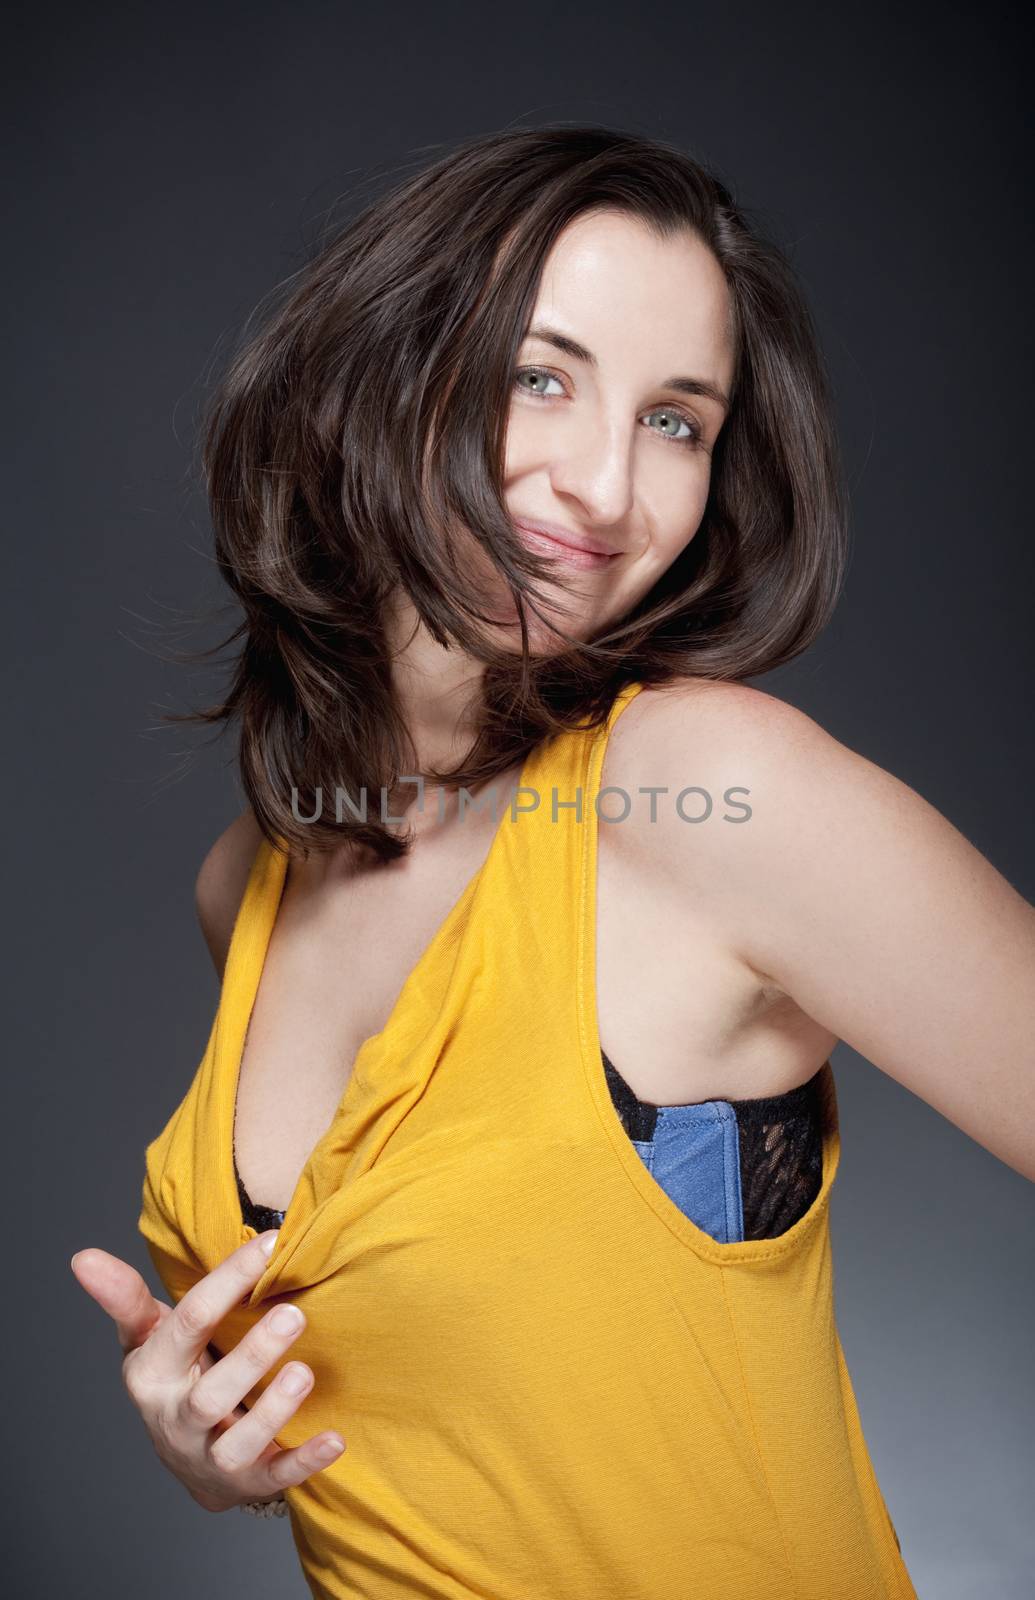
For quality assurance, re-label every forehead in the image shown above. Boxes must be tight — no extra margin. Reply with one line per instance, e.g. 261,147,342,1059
529,209,734,381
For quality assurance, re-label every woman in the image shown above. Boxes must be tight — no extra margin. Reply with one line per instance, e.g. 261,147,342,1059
71,125,1033,1598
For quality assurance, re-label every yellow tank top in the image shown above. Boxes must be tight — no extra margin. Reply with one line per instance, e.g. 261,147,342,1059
139,680,917,1599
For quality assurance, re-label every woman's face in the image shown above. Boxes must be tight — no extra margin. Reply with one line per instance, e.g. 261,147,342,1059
480,207,736,647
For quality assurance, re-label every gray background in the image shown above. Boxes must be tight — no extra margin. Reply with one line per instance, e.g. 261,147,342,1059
9,0,1032,1594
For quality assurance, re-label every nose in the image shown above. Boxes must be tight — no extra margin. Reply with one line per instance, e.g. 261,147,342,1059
548,411,635,530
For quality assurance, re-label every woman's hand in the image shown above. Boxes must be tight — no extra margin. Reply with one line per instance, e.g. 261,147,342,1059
70,1233,346,1512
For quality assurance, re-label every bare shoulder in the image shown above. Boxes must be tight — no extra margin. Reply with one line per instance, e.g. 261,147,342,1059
604,673,929,984
194,807,266,979
622,677,831,765
635,675,951,820
608,676,852,832
617,675,959,880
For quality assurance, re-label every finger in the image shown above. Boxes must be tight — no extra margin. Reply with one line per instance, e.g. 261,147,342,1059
207,1360,316,1476
249,1430,347,1500
71,1248,167,1354
141,1232,279,1384
181,1300,308,1435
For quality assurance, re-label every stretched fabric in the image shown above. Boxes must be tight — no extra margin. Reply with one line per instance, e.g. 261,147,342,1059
139,680,917,1599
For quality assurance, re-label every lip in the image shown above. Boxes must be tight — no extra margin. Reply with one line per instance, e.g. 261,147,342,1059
513,518,621,572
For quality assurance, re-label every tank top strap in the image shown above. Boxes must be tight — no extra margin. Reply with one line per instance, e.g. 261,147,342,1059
472,680,648,1132
218,830,289,1056
483,677,645,917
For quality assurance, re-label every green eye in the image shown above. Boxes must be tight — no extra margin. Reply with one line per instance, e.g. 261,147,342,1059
514,367,564,397
645,408,704,448
514,368,705,451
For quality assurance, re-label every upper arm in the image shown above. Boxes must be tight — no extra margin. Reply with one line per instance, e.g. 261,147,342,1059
646,683,1035,1181
194,808,265,980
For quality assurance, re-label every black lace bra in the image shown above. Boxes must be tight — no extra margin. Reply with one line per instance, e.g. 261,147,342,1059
235,1051,825,1245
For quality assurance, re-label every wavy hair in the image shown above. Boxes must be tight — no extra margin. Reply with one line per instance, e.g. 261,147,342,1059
170,123,848,860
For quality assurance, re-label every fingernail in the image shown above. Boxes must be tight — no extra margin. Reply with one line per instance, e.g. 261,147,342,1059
317,1436,345,1460
271,1304,304,1335
258,1231,279,1257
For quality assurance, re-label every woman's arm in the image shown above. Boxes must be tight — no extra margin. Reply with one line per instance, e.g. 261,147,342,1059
644,683,1035,1181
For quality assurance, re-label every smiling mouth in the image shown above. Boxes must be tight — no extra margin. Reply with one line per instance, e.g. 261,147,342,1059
514,521,620,572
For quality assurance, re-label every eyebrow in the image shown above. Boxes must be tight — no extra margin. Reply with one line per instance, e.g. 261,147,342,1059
525,322,731,414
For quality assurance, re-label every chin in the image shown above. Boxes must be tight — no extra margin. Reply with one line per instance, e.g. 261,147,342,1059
476,573,611,653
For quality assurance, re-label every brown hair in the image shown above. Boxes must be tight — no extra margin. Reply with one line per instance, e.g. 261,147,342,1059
170,123,848,861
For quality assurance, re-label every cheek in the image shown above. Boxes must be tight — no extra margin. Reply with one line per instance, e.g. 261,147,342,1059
644,469,711,563
501,408,542,482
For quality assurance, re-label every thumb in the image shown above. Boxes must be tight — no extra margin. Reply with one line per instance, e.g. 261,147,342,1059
71,1247,168,1353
